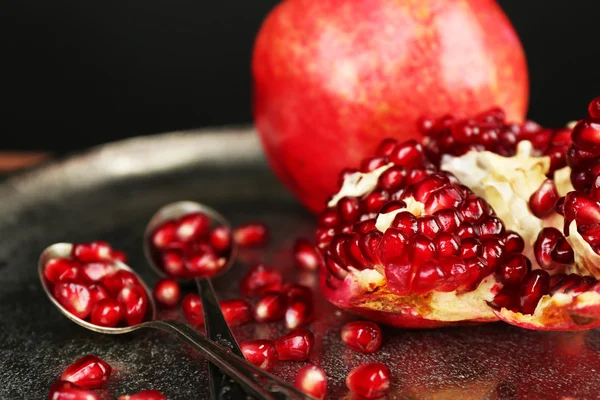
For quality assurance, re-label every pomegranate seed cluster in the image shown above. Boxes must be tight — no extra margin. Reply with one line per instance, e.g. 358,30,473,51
149,212,232,278
44,241,149,327
420,108,571,173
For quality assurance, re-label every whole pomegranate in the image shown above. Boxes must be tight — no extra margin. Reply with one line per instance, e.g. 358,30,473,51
316,98,600,331
252,0,529,212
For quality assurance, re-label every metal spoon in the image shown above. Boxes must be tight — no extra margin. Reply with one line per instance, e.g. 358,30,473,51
39,242,311,400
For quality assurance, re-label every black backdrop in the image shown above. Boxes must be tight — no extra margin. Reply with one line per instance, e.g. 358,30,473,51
1,0,599,151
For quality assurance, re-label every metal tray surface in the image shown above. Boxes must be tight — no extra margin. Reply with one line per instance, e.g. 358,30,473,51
0,127,599,400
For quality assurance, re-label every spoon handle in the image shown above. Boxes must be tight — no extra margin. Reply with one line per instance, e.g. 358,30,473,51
146,319,313,400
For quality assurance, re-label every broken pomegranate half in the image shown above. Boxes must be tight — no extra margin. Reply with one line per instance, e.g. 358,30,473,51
317,98,600,331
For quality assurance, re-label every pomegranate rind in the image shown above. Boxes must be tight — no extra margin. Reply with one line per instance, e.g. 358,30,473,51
494,290,600,331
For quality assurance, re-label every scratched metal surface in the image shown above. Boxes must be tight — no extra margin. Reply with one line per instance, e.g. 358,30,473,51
0,127,599,400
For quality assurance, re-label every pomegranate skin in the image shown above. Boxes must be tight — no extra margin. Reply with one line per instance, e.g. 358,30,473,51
252,0,528,212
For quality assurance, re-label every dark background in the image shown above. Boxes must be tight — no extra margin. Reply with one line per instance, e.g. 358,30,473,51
1,0,599,151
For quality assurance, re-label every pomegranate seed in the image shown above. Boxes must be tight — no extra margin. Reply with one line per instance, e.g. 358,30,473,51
61,355,112,389
389,140,423,168
564,191,600,227
504,231,525,253
239,263,283,297
209,226,232,254
275,328,315,361
479,216,504,237
412,260,445,294
529,179,559,218
72,241,113,263
534,227,570,270
354,219,377,234
378,228,409,264
45,258,81,285
361,156,389,172
88,284,110,304
435,233,461,257
489,285,520,311
185,249,225,277
81,262,117,283
417,215,441,239
318,209,340,228
364,190,390,213
551,237,575,264
240,339,278,371
48,381,100,400
233,223,269,248
285,300,312,330
293,238,323,272
181,294,204,325
254,292,286,323
409,234,436,262
346,363,391,399
91,298,122,327
379,200,407,214
337,197,361,224
480,238,504,272
498,253,530,285
295,365,327,400
153,279,181,308
358,230,383,265
54,281,93,319
175,212,211,242
111,250,128,264
572,119,600,151
434,209,461,232
221,299,253,327
151,221,177,249
589,96,600,118
119,390,167,400
376,138,397,156
117,285,148,326
161,251,186,277
519,270,550,314
341,321,382,353
460,238,482,258
102,270,140,296
460,196,490,223
378,166,406,191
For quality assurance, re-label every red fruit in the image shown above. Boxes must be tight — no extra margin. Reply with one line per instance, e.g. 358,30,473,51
175,212,211,242
285,300,312,330
220,299,253,327
102,270,140,296
519,270,550,315
185,248,225,277
61,355,112,389
72,241,113,263
88,284,110,304
341,321,382,354
161,251,186,277
498,254,530,285
117,286,148,326
45,258,81,285
233,223,269,247
119,390,167,400
81,262,117,283
91,298,122,328
153,279,181,308
254,292,286,323
275,328,314,361
111,250,128,264
253,0,528,212
209,226,232,254
181,293,204,325
293,238,323,272
48,381,100,400
239,263,283,297
53,281,93,319
240,339,278,371
346,363,391,399
295,365,327,400
151,221,177,249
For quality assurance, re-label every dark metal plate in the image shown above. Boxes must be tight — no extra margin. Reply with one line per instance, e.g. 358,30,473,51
1,127,599,399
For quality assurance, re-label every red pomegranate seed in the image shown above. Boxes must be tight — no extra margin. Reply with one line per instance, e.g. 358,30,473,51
354,219,377,234
117,286,148,326
254,292,286,323
295,365,327,400
418,216,441,239
102,270,140,296
489,285,519,311
240,339,278,371
185,250,225,277
378,166,406,191
434,233,461,257
61,355,112,389
45,258,82,285
239,263,283,297
564,192,600,226
389,140,423,168
346,363,391,399
479,216,504,237
48,381,100,400
88,284,110,304
361,156,389,172
534,227,570,270
364,190,390,213
175,212,211,242
529,179,559,218
151,221,177,249
181,293,204,325
498,253,530,284
72,241,113,263
504,231,525,253
551,237,575,264
275,328,315,361
412,260,445,294
54,282,93,319
378,228,409,264
111,250,128,264
376,138,397,156
460,196,490,223
285,300,312,330
81,262,117,283
409,234,436,262
119,390,167,400
91,298,122,327
221,299,253,327
434,209,462,232
209,226,232,254
341,321,382,354
519,270,550,314
161,251,186,277
572,119,600,151
318,210,340,228
589,96,600,118
293,238,323,272
480,238,504,272
337,197,361,224
153,279,181,308
460,238,482,258
233,223,269,248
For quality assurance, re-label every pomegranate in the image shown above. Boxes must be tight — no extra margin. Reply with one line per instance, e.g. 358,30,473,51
119,390,167,400
254,292,286,323
239,263,283,297
240,339,279,371
61,355,112,389
295,365,327,400
91,298,122,327
181,293,204,326
220,299,254,327
274,328,314,361
316,100,600,331
345,363,391,399
233,223,269,248
152,278,181,308
53,282,93,320
293,238,323,272
48,381,100,400
117,285,149,326
252,0,528,212
45,258,82,284
341,321,382,353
